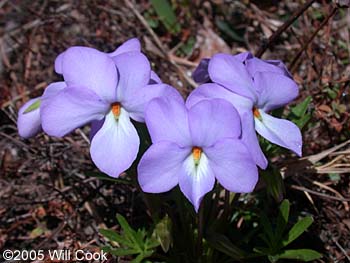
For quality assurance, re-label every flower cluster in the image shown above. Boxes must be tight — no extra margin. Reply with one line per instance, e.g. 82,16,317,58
18,38,302,211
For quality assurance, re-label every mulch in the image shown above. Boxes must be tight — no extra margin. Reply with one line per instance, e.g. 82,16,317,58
0,1,349,262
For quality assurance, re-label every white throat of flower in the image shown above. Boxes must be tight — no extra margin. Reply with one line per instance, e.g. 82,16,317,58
253,107,262,121
111,102,122,120
184,147,209,179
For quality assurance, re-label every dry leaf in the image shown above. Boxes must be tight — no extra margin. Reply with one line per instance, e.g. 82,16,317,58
194,17,231,62
318,104,332,113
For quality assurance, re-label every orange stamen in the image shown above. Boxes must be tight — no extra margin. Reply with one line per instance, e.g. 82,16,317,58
111,102,121,117
253,107,261,118
192,146,202,163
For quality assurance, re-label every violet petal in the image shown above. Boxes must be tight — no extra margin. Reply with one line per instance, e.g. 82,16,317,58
188,98,241,147
41,87,108,137
205,138,259,192
138,141,189,193
90,108,140,177
255,110,302,156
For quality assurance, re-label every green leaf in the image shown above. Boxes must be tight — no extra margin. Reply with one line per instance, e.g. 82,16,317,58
100,229,132,247
326,88,337,99
153,214,172,252
268,254,279,263
101,218,156,262
132,251,153,263
144,11,159,28
282,216,313,247
260,213,274,247
101,245,113,253
291,96,312,117
294,113,311,129
276,249,322,261
108,248,140,256
178,36,195,56
206,232,246,260
30,227,45,238
253,246,271,255
23,99,41,114
215,19,244,42
150,0,181,34
145,237,160,250
258,233,273,249
275,200,290,242
134,228,145,242
117,214,139,246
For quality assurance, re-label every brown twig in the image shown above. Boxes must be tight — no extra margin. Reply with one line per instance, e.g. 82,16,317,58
311,180,349,211
305,139,350,164
123,0,197,89
0,131,36,153
290,27,321,77
332,237,350,262
290,6,338,72
255,0,316,58
290,184,350,202
1,81,47,109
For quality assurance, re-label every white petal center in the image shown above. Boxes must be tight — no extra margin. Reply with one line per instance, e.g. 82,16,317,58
184,150,210,180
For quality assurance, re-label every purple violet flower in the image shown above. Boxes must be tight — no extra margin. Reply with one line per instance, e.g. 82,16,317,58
55,38,162,86
17,98,42,138
40,43,177,177
138,93,258,212
17,82,66,138
189,53,302,169
192,51,292,83
17,38,158,139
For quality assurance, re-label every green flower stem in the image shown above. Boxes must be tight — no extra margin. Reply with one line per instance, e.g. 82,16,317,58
197,203,204,262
